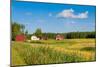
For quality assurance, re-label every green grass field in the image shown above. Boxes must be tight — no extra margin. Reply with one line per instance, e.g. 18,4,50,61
11,39,96,66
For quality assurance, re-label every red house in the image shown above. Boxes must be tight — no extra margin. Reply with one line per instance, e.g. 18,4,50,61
56,34,64,40
15,34,26,41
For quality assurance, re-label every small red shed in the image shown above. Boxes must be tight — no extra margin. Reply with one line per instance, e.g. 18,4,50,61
15,34,26,41
56,34,64,40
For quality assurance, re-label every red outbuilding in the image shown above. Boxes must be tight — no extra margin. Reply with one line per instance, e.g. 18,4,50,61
56,34,64,40
15,34,26,41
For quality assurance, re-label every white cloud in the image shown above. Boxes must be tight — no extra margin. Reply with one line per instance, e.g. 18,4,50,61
25,12,32,15
36,19,45,23
66,21,76,26
71,21,76,24
49,13,52,17
57,9,88,19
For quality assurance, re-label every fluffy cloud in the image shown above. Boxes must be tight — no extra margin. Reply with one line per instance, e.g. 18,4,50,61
57,9,88,19
49,13,52,17
25,12,32,15
36,19,46,23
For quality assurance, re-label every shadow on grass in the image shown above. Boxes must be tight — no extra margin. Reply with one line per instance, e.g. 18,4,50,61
80,47,95,51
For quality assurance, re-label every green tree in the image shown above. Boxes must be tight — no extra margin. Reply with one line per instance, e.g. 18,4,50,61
12,22,25,40
34,28,42,38
25,30,28,39
25,30,28,35
20,24,25,34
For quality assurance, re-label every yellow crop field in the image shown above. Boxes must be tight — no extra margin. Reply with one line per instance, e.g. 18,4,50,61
11,39,96,66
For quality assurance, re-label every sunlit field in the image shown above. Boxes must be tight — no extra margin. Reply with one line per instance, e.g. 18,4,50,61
11,39,96,66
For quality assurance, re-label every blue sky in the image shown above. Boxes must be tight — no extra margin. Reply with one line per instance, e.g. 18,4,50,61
12,0,96,34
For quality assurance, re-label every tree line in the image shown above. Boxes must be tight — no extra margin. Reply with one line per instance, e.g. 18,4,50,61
27,29,95,39
40,32,95,39
12,22,96,40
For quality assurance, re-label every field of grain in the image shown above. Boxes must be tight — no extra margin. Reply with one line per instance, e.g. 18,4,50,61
11,39,96,66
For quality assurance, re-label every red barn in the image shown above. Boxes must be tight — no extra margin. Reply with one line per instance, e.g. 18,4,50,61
15,34,26,41
56,34,64,40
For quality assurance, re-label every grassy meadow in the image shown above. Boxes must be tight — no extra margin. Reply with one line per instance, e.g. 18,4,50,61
11,39,96,66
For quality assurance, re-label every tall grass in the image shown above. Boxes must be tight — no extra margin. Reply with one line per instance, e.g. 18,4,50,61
12,39,96,66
